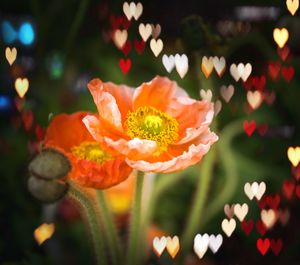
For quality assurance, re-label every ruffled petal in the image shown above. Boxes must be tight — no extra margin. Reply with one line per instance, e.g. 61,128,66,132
90,79,134,121
104,137,158,160
133,76,179,111
167,97,214,145
70,158,132,189
83,114,128,142
88,79,125,131
82,115,103,142
125,130,218,173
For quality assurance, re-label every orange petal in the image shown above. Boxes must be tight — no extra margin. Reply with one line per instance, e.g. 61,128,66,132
71,158,132,189
82,115,103,142
133,76,179,111
104,137,158,160
44,112,94,152
125,130,218,173
88,79,134,121
167,98,214,145
87,79,124,131
83,115,128,143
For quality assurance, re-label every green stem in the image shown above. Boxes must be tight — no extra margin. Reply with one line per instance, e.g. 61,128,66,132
143,169,194,237
96,190,122,265
178,145,216,263
126,171,145,265
202,121,242,228
68,184,107,265
200,120,240,227
134,170,189,264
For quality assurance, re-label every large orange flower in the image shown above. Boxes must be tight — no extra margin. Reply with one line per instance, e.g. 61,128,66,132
44,112,132,189
83,76,218,173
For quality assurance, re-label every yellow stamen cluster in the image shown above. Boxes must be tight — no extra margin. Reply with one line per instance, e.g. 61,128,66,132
125,106,179,153
72,141,112,164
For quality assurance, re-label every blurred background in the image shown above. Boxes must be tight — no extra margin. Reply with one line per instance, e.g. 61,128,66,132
1,0,300,264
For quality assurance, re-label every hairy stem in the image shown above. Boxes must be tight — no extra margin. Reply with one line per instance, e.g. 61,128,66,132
68,184,107,265
96,190,122,265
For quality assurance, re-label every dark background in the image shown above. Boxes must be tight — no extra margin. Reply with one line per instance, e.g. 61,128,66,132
1,0,300,264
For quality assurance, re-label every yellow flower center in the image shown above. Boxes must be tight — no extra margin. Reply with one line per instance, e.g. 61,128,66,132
71,141,112,164
125,106,179,152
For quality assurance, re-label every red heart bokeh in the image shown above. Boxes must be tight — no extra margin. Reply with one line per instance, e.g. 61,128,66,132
110,15,131,30
259,193,281,209
241,219,253,236
134,39,145,55
257,124,269,136
264,90,276,106
270,239,283,256
281,66,294,82
291,164,300,180
277,46,290,61
22,110,34,132
119,58,131,74
282,179,295,200
256,220,267,236
252,76,266,91
268,62,281,81
257,238,270,255
35,125,45,142
121,40,131,56
243,120,256,137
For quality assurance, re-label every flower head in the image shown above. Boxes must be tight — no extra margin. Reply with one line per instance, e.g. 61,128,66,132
44,112,132,189
83,76,218,173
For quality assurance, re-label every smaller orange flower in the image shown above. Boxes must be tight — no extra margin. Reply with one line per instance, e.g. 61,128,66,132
44,112,132,189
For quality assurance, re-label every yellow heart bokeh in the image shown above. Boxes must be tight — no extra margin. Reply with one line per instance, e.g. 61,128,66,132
273,28,289,48
5,47,17,66
139,23,152,42
221,218,236,237
247,90,263,110
166,236,180,258
113,29,128,49
201,56,214,78
233,203,248,222
150,38,163,57
287,146,300,167
286,0,299,15
261,209,277,229
15,78,29,98
34,223,55,245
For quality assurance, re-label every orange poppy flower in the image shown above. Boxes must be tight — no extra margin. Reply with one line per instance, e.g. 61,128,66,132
83,76,218,173
44,112,132,189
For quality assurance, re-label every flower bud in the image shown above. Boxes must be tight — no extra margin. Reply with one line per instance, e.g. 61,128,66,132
28,148,71,180
27,174,69,203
